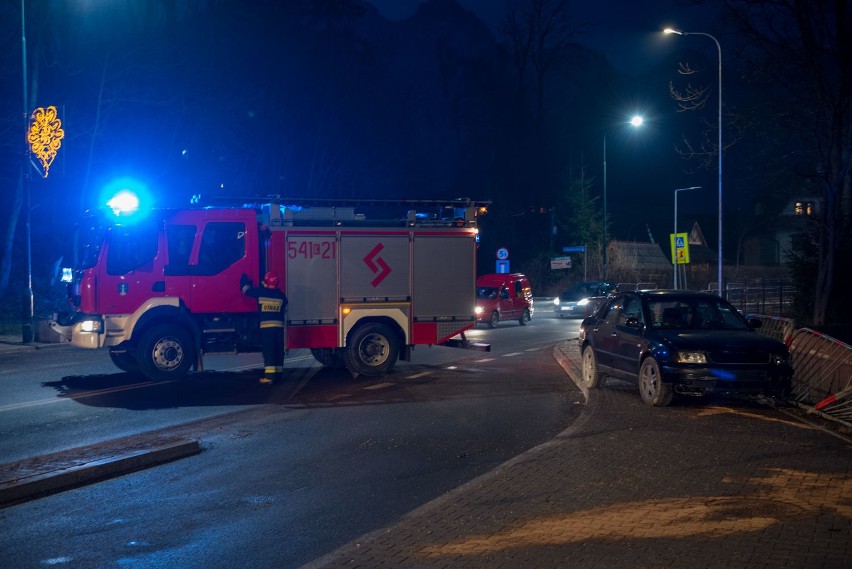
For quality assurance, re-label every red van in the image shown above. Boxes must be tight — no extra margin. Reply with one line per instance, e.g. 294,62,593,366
475,273,534,327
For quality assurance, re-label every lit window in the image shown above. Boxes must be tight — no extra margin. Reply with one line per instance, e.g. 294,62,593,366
794,201,814,216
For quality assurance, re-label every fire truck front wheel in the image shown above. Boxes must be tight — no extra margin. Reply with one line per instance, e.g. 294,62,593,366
137,324,195,381
344,322,400,376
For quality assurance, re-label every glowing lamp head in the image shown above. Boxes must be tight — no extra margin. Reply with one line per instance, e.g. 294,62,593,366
99,177,152,222
106,190,140,216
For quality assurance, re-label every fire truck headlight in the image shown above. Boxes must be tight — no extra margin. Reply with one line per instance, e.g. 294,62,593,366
475,306,483,315
79,319,102,333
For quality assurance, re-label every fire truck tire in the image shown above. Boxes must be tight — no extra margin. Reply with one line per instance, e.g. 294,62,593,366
311,348,346,369
109,349,140,374
344,322,399,376
137,325,195,381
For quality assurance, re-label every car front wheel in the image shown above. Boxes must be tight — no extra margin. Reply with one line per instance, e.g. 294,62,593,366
489,311,499,328
581,345,603,389
638,358,673,407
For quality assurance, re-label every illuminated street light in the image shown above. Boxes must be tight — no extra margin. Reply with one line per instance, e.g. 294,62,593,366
664,27,724,296
673,186,701,289
602,115,644,280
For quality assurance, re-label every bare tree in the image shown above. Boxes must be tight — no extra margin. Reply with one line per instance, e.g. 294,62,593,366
501,0,584,121
719,0,850,326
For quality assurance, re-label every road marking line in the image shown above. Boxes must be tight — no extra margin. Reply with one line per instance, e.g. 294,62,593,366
474,358,495,362
503,352,523,357
406,372,432,379
0,381,172,412
363,382,395,390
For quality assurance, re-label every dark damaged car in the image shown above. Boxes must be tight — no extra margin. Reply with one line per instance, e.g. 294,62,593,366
578,290,793,406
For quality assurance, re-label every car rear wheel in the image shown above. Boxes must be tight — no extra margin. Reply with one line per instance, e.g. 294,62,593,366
581,345,603,389
489,311,499,328
519,309,530,326
638,358,673,407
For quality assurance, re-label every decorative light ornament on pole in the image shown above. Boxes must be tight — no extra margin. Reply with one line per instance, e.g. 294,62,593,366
28,106,65,177
602,115,644,280
21,3,66,343
664,27,723,297
673,186,701,289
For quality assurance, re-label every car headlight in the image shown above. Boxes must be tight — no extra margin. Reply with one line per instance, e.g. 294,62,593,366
577,298,589,306
553,298,560,306
79,319,102,333
475,306,483,315
676,350,707,364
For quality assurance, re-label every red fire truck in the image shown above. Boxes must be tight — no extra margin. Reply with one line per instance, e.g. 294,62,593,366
51,197,490,380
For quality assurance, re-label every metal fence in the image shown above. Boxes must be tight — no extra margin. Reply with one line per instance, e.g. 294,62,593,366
712,278,795,318
751,315,852,428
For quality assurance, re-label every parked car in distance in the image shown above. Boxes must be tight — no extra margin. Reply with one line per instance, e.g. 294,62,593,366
475,273,534,328
553,281,618,318
578,290,793,407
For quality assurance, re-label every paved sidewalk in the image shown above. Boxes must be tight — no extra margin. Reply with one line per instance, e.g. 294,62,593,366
0,334,69,355
304,339,852,569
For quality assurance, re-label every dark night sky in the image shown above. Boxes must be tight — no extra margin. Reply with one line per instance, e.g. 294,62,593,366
367,0,717,74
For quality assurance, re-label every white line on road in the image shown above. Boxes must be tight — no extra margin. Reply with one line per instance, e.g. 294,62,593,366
363,383,395,390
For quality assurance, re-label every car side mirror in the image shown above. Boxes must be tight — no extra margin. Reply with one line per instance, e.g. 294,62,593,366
625,317,641,328
747,317,762,329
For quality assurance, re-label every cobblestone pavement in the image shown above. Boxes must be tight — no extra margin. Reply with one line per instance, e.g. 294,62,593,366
304,339,852,569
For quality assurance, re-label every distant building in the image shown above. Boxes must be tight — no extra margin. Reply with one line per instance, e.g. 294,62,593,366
742,197,820,265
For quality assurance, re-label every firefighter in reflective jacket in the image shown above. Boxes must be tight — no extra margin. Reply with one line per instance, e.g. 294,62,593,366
241,272,288,384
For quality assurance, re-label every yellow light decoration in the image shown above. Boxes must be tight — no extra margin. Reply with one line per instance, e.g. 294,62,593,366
27,106,65,178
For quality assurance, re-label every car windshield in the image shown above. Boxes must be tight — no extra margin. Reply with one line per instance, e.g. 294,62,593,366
476,287,499,300
647,297,751,331
559,282,603,301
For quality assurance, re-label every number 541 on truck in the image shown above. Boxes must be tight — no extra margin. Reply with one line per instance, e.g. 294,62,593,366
51,197,491,380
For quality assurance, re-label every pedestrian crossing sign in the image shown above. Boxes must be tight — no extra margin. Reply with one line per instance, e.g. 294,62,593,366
670,232,690,265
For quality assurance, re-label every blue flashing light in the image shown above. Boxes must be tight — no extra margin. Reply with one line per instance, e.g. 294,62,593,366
99,177,153,222
107,190,139,215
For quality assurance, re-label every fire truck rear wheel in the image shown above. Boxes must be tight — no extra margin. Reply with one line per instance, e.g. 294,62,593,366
137,324,195,381
344,322,399,376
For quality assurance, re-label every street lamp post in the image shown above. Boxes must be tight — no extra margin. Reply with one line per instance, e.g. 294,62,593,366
602,115,644,281
21,0,34,343
673,186,701,289
664,27,723,296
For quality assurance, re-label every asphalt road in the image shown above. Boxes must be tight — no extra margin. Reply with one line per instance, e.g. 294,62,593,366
0,314,585,568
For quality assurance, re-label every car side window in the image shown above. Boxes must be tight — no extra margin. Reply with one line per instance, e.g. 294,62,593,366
500,287,510,300
602,298,624,324
617,297,643,326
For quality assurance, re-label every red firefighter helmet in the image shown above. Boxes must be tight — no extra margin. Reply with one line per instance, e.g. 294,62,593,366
263,271,279,288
